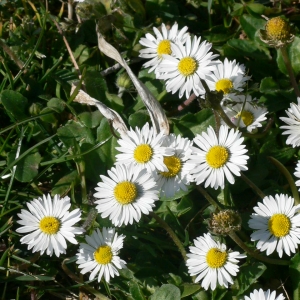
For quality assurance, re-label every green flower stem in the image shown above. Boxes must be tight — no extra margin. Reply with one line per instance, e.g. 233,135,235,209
268,156,300,205
240,173,266,200
280,46,300,98
149,212,187,261
196,185,223,210
229,232,290,266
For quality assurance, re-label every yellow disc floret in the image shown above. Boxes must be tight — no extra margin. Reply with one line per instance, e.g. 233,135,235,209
114,181,138,205
157,40,172,57
206,248,228,268
215,79,233,94
160,156,182,178
134,144,153,164
39,216,60,235
265,17,291,41
268,213,291,237
206,146,229,168
178,57,198,77
237,110,254,127
94,245,113,265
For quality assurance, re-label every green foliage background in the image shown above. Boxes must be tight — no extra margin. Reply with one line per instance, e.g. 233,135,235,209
1,0,300,299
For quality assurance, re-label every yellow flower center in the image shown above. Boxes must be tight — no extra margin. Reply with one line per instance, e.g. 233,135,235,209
94,245,113,265
114,181,138,205
157,40,172,57
39,216,60,235
215,79,233,94
133,144,153,164
177,57,198,77
265,17,290,41
206,248,228,268
206,146,229,169
268,213,291,237
237,110,254,126
160,156,182,178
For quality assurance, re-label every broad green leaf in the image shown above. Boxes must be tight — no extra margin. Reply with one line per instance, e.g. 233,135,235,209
7,149,42,183
260,77,279,93
47,98,65,113
0,90,28,120
192,290,210,300
150,284,181,300
246,3,265,15
84,70,108,102
277,37,300,76
290,253,300,299
181,284,201,298
129,281,146,300
51,170,78,197
39,107,57,124
78,110,103,128
128,110,150,128
240,14,266,40
233,262,266,296
57,120,95,148
105,92,124,111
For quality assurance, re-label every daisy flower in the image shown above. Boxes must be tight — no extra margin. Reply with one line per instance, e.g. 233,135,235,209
243,288,285,300
248,194,300,257
155,134,195,198
206,58,251,98
139,23,189,73
188,125,249,190
294,161,300,190
94,164,159,226
224,101,268,132
16,194,83,257
76,227,126,282
280,98,300,147
115,122,174,173
186,233,246,291
157,35,219,99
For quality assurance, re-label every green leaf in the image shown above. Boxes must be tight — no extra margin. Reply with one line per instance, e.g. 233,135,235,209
233,262,266,296
290,253,300,299
78,110,103,128
47,98,65,113
192,290,210,300
0,90,28,120
129,281,146,300
7,149,42,183
16,275,54,281
246,3,265,15
260,77,279,93
57,120,95,148
51,170,78,197
84,70,108,102
277,37,300,76
128,110,150,128
181,284,201,298
150,284,181,300
240,14,266,41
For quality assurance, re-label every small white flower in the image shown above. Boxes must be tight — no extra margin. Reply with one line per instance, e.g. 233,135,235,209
16,194,83,257
243,288,285,300
294,161,300,190
139,23,189,73
76,227,126,283
154,134,195,198
94,164,159,226
186,233,246,290
280,98,300,147
206,58,251,98
115,122,174,173
157,35,219,99
248,194,300,257
224,101,268,132
188,125,249,190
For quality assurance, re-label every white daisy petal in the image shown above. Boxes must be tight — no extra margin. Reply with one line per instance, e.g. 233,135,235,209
243,288,285,300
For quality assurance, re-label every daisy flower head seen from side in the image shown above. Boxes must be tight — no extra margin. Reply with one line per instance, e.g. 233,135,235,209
206,58,251,98
186,233,246,291
94,164,159,226
280,97,300,147
157,35,219,99
188,125,249,190
76,227,126,283
248,194,300,257
115,122,174,173
16,194,83,257
139,23,189,73
155,134,195,198
294,161,300,191
224,101,268,133
243,288,285,300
